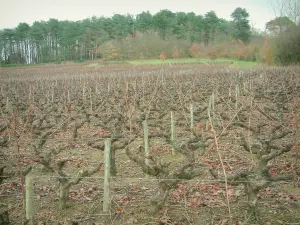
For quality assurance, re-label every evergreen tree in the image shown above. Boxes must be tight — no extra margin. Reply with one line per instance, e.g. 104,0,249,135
0,9,253,64
231,7,251,43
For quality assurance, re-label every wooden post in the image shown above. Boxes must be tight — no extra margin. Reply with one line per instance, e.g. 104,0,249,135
208,96,211,118
211,92,215,123
67,90,70,104
211,92,215,113
235,84,240,109
29,85,32,103
25,175,34,225
103,139,111,212
171,111,175,155
51,83,54,103
190,104,193,132
82,86,85,101
6,97,9,111
89,88,93,115
143,120,150,175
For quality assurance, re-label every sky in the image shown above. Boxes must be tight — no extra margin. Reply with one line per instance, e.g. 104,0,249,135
0,0,276,30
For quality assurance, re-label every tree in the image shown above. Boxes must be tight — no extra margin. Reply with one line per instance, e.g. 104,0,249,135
191,15,205,43
30,21,47,63
231,7,251,43
0,9,262,65
266,16,295,36
0,30,7,64
60,21,80,60
153,10,175,39
218,19,234,35
2,29,17,64
136,11,153,33
16,23,30,64
271,0,300,25
172,12,189,39
274,24,300,64
268,0,300,65
46,19,60,61
203,11,219,45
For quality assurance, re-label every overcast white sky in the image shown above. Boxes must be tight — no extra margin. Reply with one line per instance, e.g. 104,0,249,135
0,0,276,30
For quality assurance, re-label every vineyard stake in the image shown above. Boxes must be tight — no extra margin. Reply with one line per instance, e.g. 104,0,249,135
103,139,111,212
143,120,150,177
26,175,34,225
190,104,194,132
171,111,176,155
89,88,93,115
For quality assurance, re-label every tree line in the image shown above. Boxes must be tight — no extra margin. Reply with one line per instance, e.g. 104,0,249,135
0,8,252,65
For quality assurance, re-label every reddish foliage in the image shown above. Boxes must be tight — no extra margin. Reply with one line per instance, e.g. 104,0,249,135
159,52,167,61
188,44,201,58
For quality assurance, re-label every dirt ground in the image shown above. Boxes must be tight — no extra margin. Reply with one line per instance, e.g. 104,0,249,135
1,63,300,225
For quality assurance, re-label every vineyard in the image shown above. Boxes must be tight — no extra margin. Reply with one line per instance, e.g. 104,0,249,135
0,63,300,225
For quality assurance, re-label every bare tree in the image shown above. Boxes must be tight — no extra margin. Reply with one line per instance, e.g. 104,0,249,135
271,0,300,24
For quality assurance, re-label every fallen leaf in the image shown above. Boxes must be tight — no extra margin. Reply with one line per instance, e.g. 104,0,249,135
127,218,138,224
130,183,137,189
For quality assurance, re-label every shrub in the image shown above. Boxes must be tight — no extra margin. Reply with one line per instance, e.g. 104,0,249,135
188,44,201,58
215,44,225,56
244,45,259,62
273,24,300,65
101,42,120,61
208,50,217,60
261,39,275,65
171,48,184,58
160,52,167,61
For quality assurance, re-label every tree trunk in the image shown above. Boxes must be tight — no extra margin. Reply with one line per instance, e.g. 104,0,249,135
150,183,170,215
245,184,259,221
59,180,70,209
0,166,6,184
0,211,10,225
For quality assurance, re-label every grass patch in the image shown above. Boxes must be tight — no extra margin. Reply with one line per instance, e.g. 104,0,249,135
1,58,258,68
229,60,258,68
86,60,129,67
73,59,86,63
86,63,104,67
127,58,258,68
0,63,37,68
127,58,208,65
101,60,128,65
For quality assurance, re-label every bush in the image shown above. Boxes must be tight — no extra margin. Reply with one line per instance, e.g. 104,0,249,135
188,44,201,58
100,42,120,61
273,24,300,65
208,50,217,59
261,39,275,65
106,31,191,60
159,52,167,61
244,45,259,62
95,31,264,62
171,48,184,58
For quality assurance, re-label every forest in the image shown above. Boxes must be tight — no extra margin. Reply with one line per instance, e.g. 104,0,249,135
1,1,300,225
0,4,299,66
